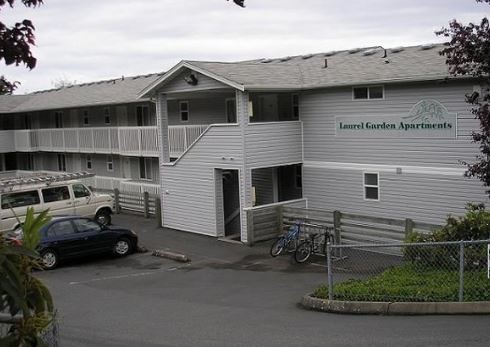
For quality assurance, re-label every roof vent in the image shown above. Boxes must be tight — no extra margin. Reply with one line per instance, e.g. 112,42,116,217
280,56,292,62
302,54,314,60
420,44,436,50
362,48,377,56
390,47,404,53
348,48,362,54
324,51,336,57
262,59,273,63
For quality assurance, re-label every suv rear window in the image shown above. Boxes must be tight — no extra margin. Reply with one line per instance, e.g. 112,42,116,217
1,190,41,209
42,186,70,203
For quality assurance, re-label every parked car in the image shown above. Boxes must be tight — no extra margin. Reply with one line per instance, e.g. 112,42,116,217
0,177,114,233
8,216,138,269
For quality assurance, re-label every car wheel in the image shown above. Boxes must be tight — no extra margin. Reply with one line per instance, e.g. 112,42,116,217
40,249,58,270
113,238,131,256
95,210,111,226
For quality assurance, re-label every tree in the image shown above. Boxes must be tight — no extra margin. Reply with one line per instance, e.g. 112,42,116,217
437,0,490,195
0,0,43,95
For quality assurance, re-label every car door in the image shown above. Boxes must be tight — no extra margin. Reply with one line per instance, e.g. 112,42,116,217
71,183,96,217
72,218,115,254
0,189,42,232
44,220,84,258
41,186,73,217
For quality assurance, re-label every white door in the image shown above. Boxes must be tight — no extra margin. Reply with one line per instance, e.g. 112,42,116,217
71,183,96,217
40,186,74,216
123,158,131,179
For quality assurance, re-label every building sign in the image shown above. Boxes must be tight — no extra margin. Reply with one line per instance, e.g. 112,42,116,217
335,100,457,138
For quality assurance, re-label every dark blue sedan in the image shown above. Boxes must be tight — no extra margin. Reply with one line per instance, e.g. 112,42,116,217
11,216,138,269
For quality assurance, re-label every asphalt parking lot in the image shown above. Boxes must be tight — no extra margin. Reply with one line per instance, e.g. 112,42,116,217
36,213,490,347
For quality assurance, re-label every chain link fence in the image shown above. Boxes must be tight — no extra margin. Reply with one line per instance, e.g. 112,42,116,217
319,240,490,302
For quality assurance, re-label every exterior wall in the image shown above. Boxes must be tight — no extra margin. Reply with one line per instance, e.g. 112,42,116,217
167,95,232,125
252,167,275,206
301,81,489,224
163,69,229,93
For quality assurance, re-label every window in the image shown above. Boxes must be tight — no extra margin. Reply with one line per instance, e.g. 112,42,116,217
42,186,70,203
295,165,302,189
86,155,92,170
225,98,237,123
54,111,63,128
72,184,91,198
136,105,149,126
139,157,152,180
353,86,384,100
83,110,90,126
104,107,111,125
57,154,66,172
47,221,76,236
292,94,299,119
1,190,40,209
107,155,114,172
364,172,379,200
73,218,102,233
179,101,189,122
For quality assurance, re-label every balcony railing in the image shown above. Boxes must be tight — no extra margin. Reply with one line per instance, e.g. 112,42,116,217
7,125,208,157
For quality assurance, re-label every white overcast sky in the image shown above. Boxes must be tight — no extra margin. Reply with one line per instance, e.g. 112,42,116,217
1,0,489,94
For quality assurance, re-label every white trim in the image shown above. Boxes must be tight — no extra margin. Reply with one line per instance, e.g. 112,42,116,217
363,171,380,201
303,161,466,177
242,198,307,211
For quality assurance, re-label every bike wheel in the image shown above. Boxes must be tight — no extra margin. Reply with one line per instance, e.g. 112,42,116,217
294,241,312,263
270,238,285,257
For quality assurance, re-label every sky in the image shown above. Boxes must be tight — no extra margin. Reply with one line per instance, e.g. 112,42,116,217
1,0,489,94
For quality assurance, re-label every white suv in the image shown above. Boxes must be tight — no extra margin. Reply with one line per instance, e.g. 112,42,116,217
0,180,114,233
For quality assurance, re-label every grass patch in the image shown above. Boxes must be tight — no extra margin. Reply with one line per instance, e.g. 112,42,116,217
313,264,490,302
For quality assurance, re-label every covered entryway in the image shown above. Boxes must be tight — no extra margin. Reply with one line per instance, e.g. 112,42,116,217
215,169,241,240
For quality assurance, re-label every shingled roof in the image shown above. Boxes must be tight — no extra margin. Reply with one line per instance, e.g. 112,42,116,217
0,73,162,114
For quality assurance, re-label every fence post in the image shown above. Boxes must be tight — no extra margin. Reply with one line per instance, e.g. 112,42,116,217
246,209,255,246
333,210,342,257
326,243,333,301
143,191,150,218
404,218,414,238
114,188,121,214
155,196,163,228
459,240,464,302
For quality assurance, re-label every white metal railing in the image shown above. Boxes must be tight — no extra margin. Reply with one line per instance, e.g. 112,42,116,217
4,125,208,157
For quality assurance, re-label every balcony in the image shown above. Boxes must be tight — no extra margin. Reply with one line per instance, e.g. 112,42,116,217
5,125,208,157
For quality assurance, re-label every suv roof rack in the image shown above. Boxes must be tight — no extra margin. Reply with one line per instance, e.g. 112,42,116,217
0,172,95,192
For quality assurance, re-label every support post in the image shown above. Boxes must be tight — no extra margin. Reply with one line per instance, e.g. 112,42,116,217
246,209,254,246
114,188,121,214
326,243,333,301
143,191,150,218
333,210,342,257
155,196,162,228
459,240,464,302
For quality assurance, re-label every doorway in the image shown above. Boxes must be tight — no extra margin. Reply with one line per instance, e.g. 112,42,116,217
216,169,241,238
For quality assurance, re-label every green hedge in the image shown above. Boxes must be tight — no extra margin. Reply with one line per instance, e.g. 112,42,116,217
313,264,490,302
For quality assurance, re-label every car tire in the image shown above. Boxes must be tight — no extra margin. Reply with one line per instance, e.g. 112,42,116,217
95,209,111,226
40,249,58,270
113,238,131,257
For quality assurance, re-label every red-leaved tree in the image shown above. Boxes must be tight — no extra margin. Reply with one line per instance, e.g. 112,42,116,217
437,0,490,194
0,0,43,95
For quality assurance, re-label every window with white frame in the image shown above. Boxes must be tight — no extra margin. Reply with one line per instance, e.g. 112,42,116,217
86,155,92,170
106,155,113,172
104,107,111,125
139,157,152,180
363,172,379,200
83,110,90,126
57,154,66,172
136,105,149,126
292,94,299,119
353,86,384,100
179,101,189,122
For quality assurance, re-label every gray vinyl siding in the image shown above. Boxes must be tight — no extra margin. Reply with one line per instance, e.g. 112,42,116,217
252,168,274,205
301,81,479,167
303,166,488,224
161,125,243,236
245,121,302,168
163,70,229,93
301,80,489,224
167,96,232,125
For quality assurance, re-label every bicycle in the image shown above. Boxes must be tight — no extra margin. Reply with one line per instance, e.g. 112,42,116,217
270,221,302,257
294,226,333,263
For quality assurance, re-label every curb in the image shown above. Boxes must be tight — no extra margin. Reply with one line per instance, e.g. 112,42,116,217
152,250,190,263
301,294,490,315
